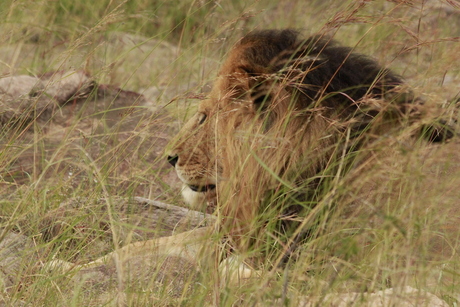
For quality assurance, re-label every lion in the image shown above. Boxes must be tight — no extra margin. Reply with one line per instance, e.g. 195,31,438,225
167,29,453,256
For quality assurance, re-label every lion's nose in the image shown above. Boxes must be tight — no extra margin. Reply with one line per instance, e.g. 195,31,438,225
167,155,179,167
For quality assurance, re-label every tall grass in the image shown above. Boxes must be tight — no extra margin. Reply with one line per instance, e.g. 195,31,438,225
0,0,459,305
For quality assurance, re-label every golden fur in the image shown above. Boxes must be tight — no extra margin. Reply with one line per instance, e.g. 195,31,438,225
168,30,451,252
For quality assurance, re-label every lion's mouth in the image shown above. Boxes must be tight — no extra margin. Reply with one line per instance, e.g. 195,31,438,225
188,184,216,193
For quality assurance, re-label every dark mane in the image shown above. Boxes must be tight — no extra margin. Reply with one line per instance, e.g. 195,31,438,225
238,29,412,115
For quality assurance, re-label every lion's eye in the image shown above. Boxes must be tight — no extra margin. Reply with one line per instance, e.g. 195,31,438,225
197,113,207,125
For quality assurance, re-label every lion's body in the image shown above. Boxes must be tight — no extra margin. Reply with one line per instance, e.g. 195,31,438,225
168,30,447,252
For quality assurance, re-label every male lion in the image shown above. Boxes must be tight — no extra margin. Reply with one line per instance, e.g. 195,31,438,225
168,29,452,255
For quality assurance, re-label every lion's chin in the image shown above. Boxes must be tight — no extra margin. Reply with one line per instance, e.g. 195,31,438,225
181,184,217,211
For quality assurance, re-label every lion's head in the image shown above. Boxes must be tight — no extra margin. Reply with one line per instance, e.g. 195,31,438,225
167,29,444,252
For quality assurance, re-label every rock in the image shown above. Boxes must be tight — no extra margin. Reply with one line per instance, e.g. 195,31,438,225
0,75,53,125
0,70,94,126
0,75,43,97
40,70,94,103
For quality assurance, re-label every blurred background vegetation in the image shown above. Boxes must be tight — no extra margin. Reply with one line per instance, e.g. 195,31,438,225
0,0,458,94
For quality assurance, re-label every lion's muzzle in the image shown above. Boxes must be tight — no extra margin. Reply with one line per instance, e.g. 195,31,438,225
167,154,217,193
